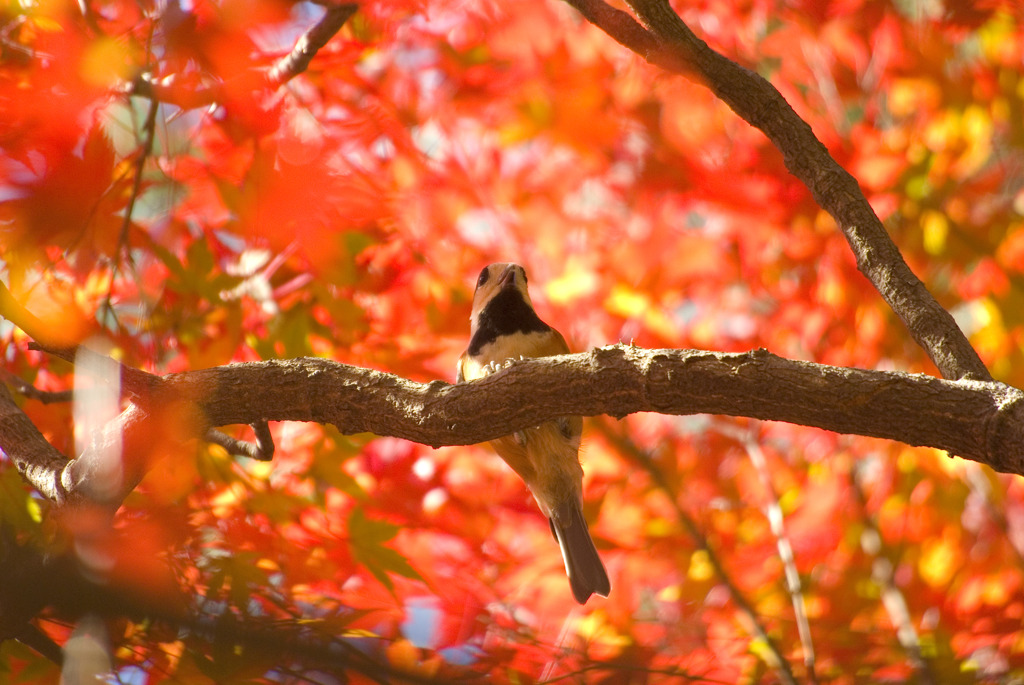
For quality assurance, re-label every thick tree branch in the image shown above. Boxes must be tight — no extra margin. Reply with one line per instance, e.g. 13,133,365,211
0,382,169,507
5,346,1023,510
0,384,74,505
562,0,990,383
175,347,1021,470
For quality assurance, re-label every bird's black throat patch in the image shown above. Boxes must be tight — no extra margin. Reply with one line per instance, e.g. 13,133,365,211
468,287,550,355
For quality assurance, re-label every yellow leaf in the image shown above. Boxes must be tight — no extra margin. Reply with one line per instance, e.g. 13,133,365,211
387,638,418,671
31,16,64,33
210,482,247,518
81,37,133,88
887,78,941,118
981,569,1019,606
919,528,960,588
26,497,42,523
604,284,649,318
340,629,380,638
921,210,948,256
688,549,713,582
547,259,597,305
385,638,440,677
656,584,681,602
956,105,993,176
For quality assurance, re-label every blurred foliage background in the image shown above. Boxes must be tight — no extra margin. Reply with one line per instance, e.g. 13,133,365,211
2,0,1024,681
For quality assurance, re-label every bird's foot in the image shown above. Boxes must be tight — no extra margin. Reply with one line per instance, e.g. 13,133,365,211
480,356,525,377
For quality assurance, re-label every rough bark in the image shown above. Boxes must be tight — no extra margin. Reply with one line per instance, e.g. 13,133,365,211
179,346,1024,473
563,0,991,383
6,346,1022,510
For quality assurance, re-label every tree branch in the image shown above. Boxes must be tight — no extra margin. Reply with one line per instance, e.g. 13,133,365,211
562,0,990,383
719,423,817,681
0,381,172,507
1,371,73,404
849,471,938,683
176,347,1021,471
26,341,163,400
265,4,358,87
595,421,799,683
126,4,358,110
0,531,448,683
205,422,275,461
116,95,158,260
5,346,1023,509
0,384,74,505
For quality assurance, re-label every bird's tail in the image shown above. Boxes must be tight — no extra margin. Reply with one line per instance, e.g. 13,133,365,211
550,503,611,604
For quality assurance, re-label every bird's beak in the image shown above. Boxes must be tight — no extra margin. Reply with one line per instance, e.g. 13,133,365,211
497,265,517,289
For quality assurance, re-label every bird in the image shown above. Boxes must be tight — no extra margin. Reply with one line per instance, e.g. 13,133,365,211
457,263,610,604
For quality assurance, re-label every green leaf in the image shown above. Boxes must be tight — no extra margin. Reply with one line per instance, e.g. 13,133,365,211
348,506,399,545
347,508,422,592
0,468,46,536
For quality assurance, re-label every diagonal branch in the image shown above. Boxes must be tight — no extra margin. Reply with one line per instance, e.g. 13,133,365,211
596,421,799,684
0,371,73,404
849,471,938,683
0,383,75,505
127,4,358,109
562,0,990,383
4,346,1024,510
265,4,359,87
718,423,817,682
116,95,158,259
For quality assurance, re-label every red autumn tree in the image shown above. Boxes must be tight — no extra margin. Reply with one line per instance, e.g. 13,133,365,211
2,0,1024,682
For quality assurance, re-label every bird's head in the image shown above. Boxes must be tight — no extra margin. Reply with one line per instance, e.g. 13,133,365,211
470,263,534,324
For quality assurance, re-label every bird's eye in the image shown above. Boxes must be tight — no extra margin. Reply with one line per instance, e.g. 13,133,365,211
476,267,490,288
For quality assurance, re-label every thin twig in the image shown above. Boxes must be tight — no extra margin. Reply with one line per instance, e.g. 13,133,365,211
540,661,732,683
127,4,358,110
266,4,359,87
125,74,221,110
117,90,159,263
715,421,817,683
206,421,275,461
962,465,1024,563
26,342,162,400
96,93,160,332
594,420,799,685
850,468,937,685
1,371,73,404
